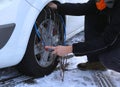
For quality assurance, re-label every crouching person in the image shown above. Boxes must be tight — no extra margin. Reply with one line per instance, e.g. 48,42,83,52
46,0,120,72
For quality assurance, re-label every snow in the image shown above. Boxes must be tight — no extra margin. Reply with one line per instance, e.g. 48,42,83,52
14,57,120,87
15,56,96,87
106,70,120,86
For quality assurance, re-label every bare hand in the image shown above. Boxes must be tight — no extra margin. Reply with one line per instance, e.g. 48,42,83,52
45,45,72,57
48,2,57,9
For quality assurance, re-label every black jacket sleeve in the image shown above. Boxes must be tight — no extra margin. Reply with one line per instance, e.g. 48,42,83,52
72,3,120,56
57,0,98,16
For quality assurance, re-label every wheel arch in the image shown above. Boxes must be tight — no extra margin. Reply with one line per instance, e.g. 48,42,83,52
24,0,66,53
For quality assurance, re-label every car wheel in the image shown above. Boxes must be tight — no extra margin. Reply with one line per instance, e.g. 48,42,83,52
17,6,65,77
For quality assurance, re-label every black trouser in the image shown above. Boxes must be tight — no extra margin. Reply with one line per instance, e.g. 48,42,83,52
84,14,107,63
100,46,120,72
99,36,120,72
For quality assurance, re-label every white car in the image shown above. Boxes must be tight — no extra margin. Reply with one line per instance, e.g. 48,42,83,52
0,0,85,77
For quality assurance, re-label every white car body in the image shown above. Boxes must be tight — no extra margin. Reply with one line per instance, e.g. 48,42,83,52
0,0,87,69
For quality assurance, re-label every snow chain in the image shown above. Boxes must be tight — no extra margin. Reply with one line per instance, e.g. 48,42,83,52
59,54,74,81
59,57,67,81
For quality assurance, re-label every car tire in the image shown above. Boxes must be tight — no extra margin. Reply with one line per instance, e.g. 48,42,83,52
17,6,65,77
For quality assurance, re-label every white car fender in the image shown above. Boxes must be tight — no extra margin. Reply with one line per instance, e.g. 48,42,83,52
25,0,66,11
0,0,40,68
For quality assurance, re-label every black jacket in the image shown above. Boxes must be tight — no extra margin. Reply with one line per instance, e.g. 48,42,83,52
57,0,120,56
58,0,97,15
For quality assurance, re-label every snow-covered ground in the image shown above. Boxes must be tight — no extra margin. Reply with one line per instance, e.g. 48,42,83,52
14,59,120,87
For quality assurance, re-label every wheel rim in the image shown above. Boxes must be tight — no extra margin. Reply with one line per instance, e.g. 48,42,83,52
34,11,61,67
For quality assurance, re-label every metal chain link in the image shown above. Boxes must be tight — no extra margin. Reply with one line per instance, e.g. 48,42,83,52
59,54,74,81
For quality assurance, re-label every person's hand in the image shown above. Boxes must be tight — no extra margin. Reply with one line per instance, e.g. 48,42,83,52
48,2,57,9
45,45,72,57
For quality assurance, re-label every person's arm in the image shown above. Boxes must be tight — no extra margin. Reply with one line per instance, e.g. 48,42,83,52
57,0,98,16
72,37,106,56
